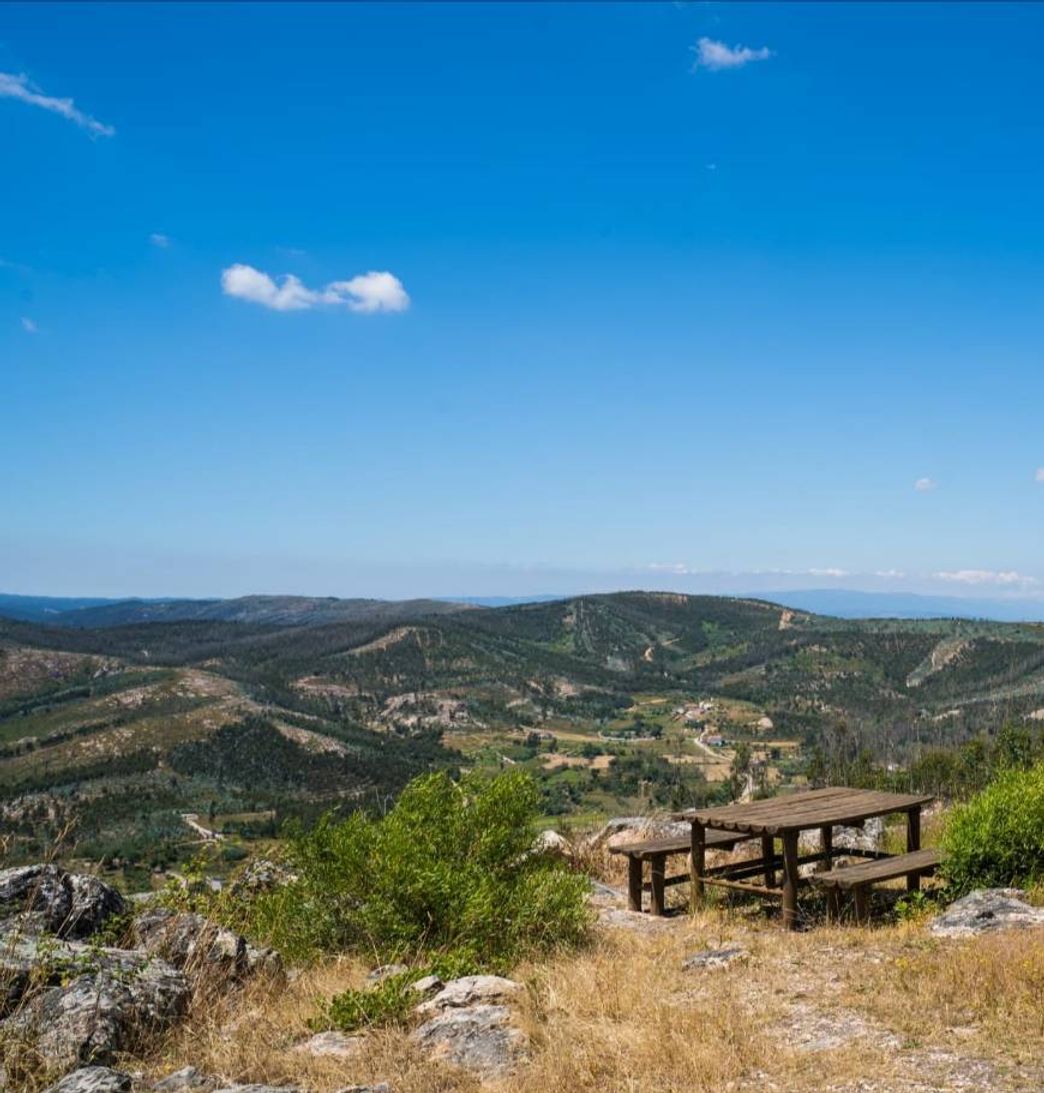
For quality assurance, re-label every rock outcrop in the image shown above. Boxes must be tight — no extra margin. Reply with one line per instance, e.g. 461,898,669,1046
42,1066,134,1093
0,863,278,1088
0,864,126,940
930,888,1044,938
413,1003,527,1077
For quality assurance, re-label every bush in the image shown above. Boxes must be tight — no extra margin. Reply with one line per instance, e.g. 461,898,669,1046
940,761,1044,893
240,769,591,967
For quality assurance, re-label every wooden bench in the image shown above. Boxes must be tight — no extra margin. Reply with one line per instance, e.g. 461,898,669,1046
609,830,749,915
814,847,941,922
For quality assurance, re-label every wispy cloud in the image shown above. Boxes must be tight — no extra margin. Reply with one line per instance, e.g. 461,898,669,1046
691,37,772,72
20,317,37,334
808,567,849,578
0,72,114,137
914,477,937,492
221,264,409,314
1036,467,1044,484
149,233,170,249
934,569,1039,588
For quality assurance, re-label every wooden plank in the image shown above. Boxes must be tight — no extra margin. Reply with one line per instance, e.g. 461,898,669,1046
691,820,706,907
627,855,643,912
819,825,833,874
677,788,935,836
608,828,742,858
700,875,786,897
814,848,940,889
907,806,922,893
649,853,666,916
782,830,800,930
762,834,776,887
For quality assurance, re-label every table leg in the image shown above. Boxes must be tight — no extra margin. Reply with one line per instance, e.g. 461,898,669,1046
627,855,643,913
761,835,776,887
782,830,800,931
820,825,833,873
650,853,666,917
690,821,706,908
906,806,922,892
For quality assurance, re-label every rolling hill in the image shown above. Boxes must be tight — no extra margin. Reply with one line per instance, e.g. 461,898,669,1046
2,591,1042,878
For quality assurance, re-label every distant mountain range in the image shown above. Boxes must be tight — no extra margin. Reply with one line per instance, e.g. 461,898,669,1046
0,594,471,628
3,589,1044,627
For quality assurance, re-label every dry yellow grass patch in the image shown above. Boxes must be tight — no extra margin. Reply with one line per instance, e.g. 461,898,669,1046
846,926,1044,1059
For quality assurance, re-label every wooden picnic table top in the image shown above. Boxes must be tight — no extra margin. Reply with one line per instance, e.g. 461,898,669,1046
673,785,933,837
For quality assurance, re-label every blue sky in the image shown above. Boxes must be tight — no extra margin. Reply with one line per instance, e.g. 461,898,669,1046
2,2,1043,601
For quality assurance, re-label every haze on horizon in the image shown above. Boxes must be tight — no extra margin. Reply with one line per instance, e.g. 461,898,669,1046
3,3,1043,604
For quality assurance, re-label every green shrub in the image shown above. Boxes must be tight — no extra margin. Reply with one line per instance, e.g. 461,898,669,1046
239,769,591,967
941,761,1044,893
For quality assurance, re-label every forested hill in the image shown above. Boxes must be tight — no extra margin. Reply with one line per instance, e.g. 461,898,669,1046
2,591,1042,877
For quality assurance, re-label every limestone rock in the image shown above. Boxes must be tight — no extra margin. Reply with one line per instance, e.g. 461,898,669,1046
153,1066,213,1090
415,974,522,1015
227,860,297,899
0,865,125,940
367,963,409,981
293,1030,364,1058
413,1004,527,1077
930,888,1044,938
131,909,281,982
409,974,443,996
42,1066,133,1093
533,830,572,858
2,953,188,1072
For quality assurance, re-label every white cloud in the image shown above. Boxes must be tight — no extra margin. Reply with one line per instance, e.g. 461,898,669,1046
150,233,170,249
20,316,37,334
647,562,694,575
808,568,849,578
934,569,1039,588
875,569,907,579
221,264,410,314
326,271,411,314
691,37,772,72
1036,467,1044,484
0,71,114,137
914,477,937,492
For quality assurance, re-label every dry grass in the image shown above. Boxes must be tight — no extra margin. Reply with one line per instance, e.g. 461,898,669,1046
846,927,1044,1059
128,904,1044,1093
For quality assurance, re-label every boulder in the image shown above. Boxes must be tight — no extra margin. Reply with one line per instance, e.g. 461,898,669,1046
409,974,443,996
415,974,522,1016
588,817,689,850
227,860,297,899
131,909,282,982
929,888,1044,938
153,1066,213,1090
212,1087,299,1092
2,950,188,1072
42,1066,133,1093
367,963,409,982
412,1004,527,1077
0,865,125,940
292,1030,364,1058
532,830,572,858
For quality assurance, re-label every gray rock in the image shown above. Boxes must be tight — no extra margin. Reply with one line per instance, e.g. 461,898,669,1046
132,910,281,982
832,817,884,854
929,888,1044,938
415,974,522,1015
153,1066,213,1090
43,1066,133,1093
0,865,125,940
2,952,188,1072
292,1030,364,1058
409,974,443,996
212,1087,299,1093
227,860,297,899
681,945,746,971
367,962,409,981
413,1004,527,1077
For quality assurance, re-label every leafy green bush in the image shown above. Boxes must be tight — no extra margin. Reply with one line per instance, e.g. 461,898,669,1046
941,761,1044,893
239,769,591,967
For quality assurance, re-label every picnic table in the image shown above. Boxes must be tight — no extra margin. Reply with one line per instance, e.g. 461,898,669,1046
673,786,934,929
